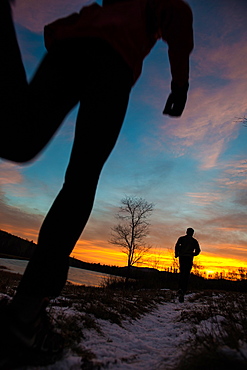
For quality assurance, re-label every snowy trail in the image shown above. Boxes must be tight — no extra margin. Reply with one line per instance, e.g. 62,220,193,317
36,295,198,370
2,287,247,369
82,300,192,369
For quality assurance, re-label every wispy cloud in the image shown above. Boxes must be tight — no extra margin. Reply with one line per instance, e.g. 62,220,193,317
135,7,247,169
217,159,247,190
157,42,247,168
186,192,222,206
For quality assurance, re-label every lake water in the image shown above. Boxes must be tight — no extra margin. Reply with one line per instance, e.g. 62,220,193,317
0,258,111,287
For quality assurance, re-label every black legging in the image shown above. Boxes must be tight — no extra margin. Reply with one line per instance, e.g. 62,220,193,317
1,1,133,297
178,256,194,293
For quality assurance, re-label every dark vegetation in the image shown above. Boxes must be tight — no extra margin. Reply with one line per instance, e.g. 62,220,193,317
0,229,36,260
176,291,247,370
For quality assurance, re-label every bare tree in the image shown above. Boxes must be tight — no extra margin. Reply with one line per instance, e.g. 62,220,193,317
109,196,154,273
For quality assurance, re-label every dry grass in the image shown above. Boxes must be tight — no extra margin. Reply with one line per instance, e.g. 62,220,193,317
176,291,247,370
0,269,22,296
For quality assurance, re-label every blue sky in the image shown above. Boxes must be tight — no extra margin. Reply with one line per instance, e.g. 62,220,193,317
1,0,247,273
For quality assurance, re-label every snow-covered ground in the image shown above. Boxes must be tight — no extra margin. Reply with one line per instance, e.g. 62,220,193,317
27,294,199,370
1,289,246,369
80,299,192,369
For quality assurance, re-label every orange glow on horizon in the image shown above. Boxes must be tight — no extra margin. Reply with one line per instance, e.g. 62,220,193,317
72,239,127,267
71,240,247,276
2,226,39,243
2,227,247,277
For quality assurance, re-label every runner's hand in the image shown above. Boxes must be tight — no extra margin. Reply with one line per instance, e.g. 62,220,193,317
163,81,189,117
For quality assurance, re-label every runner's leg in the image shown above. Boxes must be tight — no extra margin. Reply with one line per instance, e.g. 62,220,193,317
15,41,133,299
179,256,193,293
0,1,80,162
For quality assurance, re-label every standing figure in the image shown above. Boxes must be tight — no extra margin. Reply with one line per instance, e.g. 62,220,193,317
0,0,194,363
175,227,201,302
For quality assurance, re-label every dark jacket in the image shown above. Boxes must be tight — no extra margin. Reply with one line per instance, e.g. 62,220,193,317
175,235,201,258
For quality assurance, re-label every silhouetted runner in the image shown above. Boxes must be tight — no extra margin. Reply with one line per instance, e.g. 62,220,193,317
175,228,201,302
0,0,193,364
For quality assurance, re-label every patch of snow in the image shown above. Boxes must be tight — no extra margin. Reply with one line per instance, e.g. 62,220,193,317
32,296,198,370
82,301,193,369
2,292,246,370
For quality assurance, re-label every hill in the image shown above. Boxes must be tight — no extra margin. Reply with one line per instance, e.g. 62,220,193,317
0,230,132,277
0,230,172,277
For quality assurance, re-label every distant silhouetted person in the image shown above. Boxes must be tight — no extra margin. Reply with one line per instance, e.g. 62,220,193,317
0,0,193,362
175,228,201,302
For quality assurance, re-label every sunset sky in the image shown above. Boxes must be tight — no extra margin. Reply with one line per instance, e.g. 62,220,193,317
1,0,247,275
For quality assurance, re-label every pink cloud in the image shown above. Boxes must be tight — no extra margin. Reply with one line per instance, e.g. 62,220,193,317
137,17,247,169
158,76,245,169
186,192,222,206
193,41,247,81
12,0,93,33
0,162,23,185
217,160,247,190
0,162,34,198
